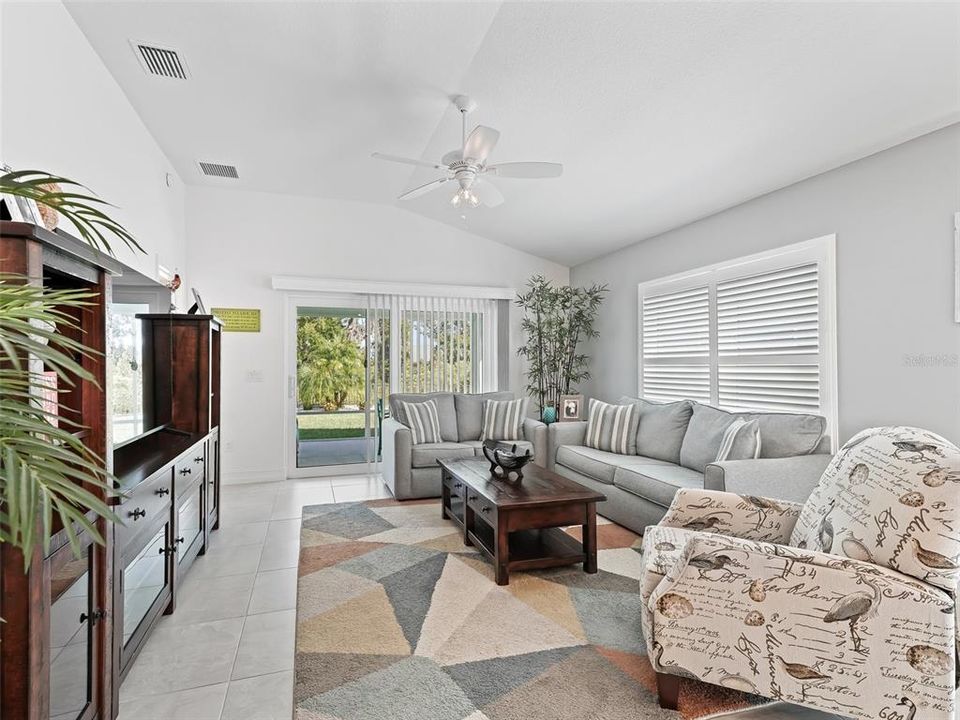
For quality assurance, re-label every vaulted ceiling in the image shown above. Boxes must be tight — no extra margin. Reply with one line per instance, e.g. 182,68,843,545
64,1,960,266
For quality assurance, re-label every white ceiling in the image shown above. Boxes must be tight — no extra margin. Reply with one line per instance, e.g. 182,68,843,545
65,1,960,266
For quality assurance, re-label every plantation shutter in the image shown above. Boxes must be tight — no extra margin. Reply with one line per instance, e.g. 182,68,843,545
640,286,711,403
637,237,835,441
717,263,820,412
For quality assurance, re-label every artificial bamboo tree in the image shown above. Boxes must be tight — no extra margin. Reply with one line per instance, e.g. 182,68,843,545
1,170,141,567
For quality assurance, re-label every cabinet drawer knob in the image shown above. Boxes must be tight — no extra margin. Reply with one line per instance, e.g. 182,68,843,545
179,468,192,476
193,456,203,463
175,536,185,545
468,495,478,501
453,482,462,489
79,609,104,625
155,487,170,497
481,506,491,514
129,507,146,520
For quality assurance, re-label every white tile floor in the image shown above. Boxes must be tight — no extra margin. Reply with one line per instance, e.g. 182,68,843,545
116,474,849,720
116,474,389,720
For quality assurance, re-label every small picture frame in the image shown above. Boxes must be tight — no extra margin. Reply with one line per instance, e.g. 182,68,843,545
559,394,583,422
188,288,207,315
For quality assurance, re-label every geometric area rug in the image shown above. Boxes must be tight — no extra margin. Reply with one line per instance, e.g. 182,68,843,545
294,499,769,720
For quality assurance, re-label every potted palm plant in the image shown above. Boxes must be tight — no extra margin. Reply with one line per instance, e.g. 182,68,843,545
1,169,142,566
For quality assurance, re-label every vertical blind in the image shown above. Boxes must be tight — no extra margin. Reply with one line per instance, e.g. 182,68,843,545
640,248,831,420
366,294,498,413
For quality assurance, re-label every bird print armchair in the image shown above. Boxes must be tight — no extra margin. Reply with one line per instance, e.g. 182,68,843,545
639,426,959,719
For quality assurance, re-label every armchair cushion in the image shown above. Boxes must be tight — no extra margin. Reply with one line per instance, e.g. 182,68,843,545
389,392,458,442
644,531,955,717
658,488,802,544
454,391,513,441
410,442,475,468
790,426,960,593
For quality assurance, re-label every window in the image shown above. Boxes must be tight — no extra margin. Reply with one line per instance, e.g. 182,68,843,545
639,236,836,432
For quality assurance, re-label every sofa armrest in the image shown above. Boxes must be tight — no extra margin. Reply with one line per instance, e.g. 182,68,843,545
658,488,802,543
546,421,588,470
523,417,547,468
703,454,832,504
381,417,412,498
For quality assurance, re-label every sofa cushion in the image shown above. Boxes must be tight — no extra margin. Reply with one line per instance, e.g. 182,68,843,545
461,439,534,457
679,404,737,472
715,418,761,462
454,392,514,441
679,403,827,471
619,396,693,464
390,392,458,442
613,461,704,507
481,397,529,442
555,445,670,485
411,442,475,468
401,399,443,445
585,399,640,454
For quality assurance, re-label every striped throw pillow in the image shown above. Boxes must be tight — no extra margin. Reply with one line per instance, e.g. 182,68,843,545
480,397,528,442
401,400,443,445
585,399,640,455
715,418,762,462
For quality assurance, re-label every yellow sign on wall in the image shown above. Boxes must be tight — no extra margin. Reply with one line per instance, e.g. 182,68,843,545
211,307,261,333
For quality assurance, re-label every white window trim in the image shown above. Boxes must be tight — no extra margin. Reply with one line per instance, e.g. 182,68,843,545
637,234,838,447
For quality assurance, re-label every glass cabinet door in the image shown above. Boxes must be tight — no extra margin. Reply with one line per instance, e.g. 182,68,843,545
178,485,203,563
49,543,93,720
122,526,168,647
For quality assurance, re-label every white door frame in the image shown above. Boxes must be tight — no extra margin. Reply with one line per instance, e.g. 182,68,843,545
283,292,376,479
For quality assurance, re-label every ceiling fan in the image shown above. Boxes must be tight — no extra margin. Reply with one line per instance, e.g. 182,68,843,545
372,95,562,209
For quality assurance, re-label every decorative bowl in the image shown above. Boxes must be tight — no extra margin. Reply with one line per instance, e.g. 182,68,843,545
481,441,534,483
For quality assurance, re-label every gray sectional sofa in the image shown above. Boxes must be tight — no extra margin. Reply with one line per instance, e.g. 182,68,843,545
382,391,547,499
547,397,832,534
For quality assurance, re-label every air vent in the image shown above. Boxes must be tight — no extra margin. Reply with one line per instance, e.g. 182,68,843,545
198,162,239,179
131,40,189,79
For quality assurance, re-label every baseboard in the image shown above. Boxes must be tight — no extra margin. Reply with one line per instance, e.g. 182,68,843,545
221,468,286,485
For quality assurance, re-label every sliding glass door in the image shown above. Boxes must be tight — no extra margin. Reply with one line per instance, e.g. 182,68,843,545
287,292,498,477
294,305,375,470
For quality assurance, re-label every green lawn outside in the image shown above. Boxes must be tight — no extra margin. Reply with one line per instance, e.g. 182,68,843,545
298,411,366,441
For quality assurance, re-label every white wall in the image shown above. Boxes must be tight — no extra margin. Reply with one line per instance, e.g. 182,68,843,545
572,123,960,444
185,187,569,482
1,1,186,284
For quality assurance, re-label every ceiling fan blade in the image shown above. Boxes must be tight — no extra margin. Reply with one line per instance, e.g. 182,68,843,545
471,178,504,208
398,177,449,201
372,152,447,171
462,125,500,163
486,162,563,178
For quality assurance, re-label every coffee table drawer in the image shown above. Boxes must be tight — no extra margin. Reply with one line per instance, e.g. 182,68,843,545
466,492,497,525
505,503,587,532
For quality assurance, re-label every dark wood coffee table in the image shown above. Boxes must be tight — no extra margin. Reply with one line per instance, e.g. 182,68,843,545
438,458,606,585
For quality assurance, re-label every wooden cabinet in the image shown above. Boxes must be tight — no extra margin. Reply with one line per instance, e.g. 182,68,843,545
0,222,120,720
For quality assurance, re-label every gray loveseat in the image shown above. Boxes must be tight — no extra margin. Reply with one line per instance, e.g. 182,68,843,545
382,391,547,499
547,397,832,534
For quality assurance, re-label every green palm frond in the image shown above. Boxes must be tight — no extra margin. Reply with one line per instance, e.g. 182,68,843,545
1,170,143,255
0,274,119,569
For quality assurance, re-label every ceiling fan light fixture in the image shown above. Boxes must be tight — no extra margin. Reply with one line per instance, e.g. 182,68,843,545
451,188,480,208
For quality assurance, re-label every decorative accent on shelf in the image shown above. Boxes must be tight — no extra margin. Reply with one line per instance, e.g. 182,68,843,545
541,404,557,424
482,440,533,483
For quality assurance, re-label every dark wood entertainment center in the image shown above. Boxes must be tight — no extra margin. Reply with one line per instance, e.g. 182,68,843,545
0,222,223,720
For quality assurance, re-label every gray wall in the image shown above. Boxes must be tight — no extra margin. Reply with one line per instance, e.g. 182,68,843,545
571,123,960,445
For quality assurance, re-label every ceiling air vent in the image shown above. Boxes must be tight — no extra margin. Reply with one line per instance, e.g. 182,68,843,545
198,162,239,179
131,40,189,79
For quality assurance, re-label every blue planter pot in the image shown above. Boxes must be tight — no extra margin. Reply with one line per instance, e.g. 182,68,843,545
541,405,557,424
